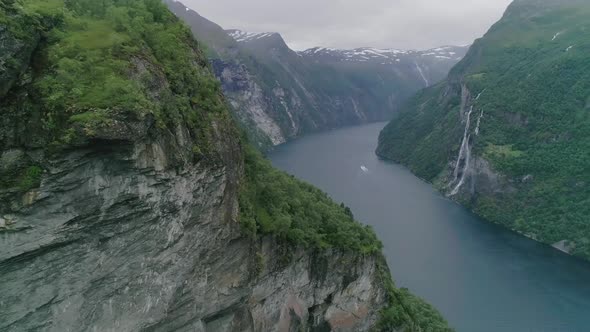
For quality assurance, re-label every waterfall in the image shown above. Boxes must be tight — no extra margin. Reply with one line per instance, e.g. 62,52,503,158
475,88,486,100
450,135,471,196
414,62,430,87
448,88,487,196
452,106,474,181
475,110,484,136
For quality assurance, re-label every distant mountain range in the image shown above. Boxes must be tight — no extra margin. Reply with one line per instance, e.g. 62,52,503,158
166,0,468,149
300,46,464,64
297,45,468,88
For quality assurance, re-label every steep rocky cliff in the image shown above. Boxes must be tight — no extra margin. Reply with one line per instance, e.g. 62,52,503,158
377,0,590,259
165,0,468,150
0,1,450,331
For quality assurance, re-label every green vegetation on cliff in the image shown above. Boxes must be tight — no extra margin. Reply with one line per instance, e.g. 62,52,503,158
378,0,590,259
240,145,383,254
1,0,231,195
2,0,227,144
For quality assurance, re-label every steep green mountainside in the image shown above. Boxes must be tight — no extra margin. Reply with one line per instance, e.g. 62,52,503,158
0,0,232,196
0,0,450,330
165,0,467,150
377,0,590,259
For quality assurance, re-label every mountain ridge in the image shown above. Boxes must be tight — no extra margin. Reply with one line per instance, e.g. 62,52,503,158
226,28,467,64
166,0,468,149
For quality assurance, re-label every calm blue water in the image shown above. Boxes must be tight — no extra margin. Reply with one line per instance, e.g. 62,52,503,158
269,122,590,332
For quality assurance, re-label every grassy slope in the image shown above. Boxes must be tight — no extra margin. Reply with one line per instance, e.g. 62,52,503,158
2,0,228,149
378,0,590,258
0,0,232,197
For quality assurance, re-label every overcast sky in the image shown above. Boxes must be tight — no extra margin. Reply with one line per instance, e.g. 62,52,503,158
179,0,513,51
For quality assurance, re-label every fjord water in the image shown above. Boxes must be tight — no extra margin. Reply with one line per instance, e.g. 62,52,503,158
269,123,590,332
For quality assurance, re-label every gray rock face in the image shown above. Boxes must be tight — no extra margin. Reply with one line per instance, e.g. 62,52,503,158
0,116,386,331
250,241,386,332
0,113,238,330
213,60,288,146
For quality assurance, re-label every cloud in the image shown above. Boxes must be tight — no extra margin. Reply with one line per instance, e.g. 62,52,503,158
179,0,513,50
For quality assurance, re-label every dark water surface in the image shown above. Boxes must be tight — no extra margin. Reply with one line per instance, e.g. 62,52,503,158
269,122,590,332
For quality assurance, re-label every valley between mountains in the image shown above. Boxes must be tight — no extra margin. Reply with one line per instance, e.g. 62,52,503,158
166,0,468,150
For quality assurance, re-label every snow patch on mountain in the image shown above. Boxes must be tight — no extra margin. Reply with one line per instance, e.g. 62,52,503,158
227,29,279,43
298,45,468,64
300,47,409,61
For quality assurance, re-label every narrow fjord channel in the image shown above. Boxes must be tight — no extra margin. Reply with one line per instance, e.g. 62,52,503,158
269,122,590,332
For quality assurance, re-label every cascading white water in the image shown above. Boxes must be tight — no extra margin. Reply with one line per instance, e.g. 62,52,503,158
475,89,486,100
452,106,474,181
414,62,430,87
450,134,471,196
449,88,486,196
475,110,484,136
